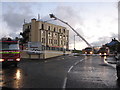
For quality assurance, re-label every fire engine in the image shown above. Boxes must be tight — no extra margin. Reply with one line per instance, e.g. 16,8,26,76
98,46,109,56
0,38,20,67
82,47,93,55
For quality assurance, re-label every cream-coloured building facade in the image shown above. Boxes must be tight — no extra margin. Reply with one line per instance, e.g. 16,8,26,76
21,18,70,59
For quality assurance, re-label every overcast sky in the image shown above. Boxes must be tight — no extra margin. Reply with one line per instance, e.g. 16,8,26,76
1,0,119,50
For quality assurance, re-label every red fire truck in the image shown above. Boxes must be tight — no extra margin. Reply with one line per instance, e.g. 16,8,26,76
0,39,20,67
98,46,109,56
82,47,93,55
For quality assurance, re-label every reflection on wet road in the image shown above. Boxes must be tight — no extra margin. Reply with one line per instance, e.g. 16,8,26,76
0,55,120,88
1,67,23,88
66,56,118,88
0,70,3,87
103,56,108,64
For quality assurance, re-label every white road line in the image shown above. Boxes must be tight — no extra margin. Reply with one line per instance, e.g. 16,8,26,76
74,62,78,65
105,59,116,69
68,66,74,73
62,58,85,89
74,59,84,65
44,61,47,63
62,77,67,89
107,63,116,69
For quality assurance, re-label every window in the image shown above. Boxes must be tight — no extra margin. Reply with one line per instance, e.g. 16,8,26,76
48,26,50,30
29,25,31,29
27,26,29,29
66,42,68,46
54,40,57,44
41,30,45,36
53,33,57,37
61,41,63,45
41,24,44,29
60,35,62,39
54,27,56,32
50,39,52,44
1,43,19,50
66,35,68,40
42,38,45,43
48,39,50,44
64,41,66,45
41,30,43,34
63,29,65,33
42,45,45,50
48,32,50,37
59,29,61,33
42,39,44,43
48,39,52,44
63,35,65,39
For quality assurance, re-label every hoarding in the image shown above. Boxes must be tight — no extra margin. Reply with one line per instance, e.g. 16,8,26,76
27,42,42,54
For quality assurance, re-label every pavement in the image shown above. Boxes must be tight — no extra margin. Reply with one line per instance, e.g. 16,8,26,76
105,56,117,68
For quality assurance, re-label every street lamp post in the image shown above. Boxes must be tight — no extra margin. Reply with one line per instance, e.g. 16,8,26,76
74,35,76,50
49,14,91,47
74,35,79,50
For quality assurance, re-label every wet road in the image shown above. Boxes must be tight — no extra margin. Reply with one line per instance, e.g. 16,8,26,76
0,55,120,89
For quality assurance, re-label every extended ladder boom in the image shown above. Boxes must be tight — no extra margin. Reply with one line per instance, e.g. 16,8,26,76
49,14,91,47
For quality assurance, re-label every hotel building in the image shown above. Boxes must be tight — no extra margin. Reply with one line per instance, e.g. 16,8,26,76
20,18,70,59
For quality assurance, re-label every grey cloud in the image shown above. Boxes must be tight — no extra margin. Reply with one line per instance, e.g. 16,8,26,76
110,32,118,39
69,27,85,44
2,3,35,36
53,6,83,27
48,5,85,44
91,33,118,46
91,37,110,46
41,5,85,45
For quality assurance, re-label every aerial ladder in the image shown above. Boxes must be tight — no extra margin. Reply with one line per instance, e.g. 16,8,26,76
49,14,92,47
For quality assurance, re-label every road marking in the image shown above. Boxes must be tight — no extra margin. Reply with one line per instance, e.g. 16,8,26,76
62,77,67,89
44,57,66,63
68,66,73,73
74,59,84,66
105,58,116,69
44,61,47,63
62,58,85,89
74,62,78,65
107,63,116,69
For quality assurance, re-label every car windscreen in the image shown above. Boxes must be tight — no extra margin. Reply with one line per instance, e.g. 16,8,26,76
85,48,92,51
100,48,106,51
0,43,19,50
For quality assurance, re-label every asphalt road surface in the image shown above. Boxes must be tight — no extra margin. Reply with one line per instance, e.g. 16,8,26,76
0,55,120,89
